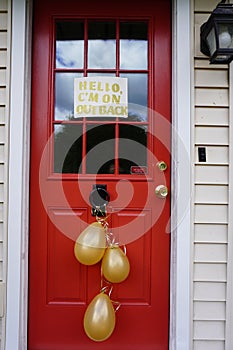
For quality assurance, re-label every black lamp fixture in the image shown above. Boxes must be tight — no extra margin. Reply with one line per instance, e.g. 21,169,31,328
200,0,233,64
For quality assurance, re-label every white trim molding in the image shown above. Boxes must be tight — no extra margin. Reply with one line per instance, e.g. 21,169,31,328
170,0,192,349
6,0,30,349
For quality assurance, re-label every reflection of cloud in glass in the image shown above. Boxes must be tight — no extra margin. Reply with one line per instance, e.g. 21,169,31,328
54,123,65,135
120,40,147,69
55,72,82,120
55,106,73,121
55,41,148,121
55,73,148,121
121,73,148,121
88,40,116,68
56,41,84,68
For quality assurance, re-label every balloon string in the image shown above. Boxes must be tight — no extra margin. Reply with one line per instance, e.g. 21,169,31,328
96,213,120,247
96,209,123,314
99,285,121,313
112,300,121,312
100,284,113,297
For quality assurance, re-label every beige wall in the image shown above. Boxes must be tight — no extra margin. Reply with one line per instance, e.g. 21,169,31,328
193,0,231,349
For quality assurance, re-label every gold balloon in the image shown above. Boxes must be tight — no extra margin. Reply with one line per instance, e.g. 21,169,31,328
101,245,130,283
84,292,116,342
74,222,106,265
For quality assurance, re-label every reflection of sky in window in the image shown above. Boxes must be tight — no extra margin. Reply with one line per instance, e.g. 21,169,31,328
120,40,147,69
54,123,64,135
120,73,148,121
56,40,84,68
88,40,116,68
55,72,82,120
55,41,148,121
55,72,148,121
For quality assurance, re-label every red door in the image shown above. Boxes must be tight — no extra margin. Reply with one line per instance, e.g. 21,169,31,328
29,0,171,349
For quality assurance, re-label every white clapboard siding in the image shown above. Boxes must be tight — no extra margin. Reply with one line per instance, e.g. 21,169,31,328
195,185,228,204
0,13,7,31
195,88,229,107
195,146,229,164
195,69,228,88
0,52,6,68
0,33,7,49
194,0,221,12
0,89,6,105
195,165,228,184
195,126,229,145
0,0,7,11
195,107,229,126
194,320,225,339
194,301,225,320
194,340,225,350
194,224,227,243
193,1,230,348
0,224,3,244
0,71,6,87
0,0,9,349
194,243,227,263
195,59,228,70
195,204,228,224
0,146,4,163
194,263,227,282
194,281,226,301
0,107,5,124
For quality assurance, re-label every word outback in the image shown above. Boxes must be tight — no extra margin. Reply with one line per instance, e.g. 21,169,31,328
74,77,128,118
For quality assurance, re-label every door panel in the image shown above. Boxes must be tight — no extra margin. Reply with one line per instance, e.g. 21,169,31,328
29,0,171,349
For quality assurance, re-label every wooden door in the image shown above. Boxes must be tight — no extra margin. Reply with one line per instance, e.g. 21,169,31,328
29,0,171,349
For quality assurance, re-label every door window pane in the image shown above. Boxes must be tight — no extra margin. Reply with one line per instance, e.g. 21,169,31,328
54,124,83,173
53,19,149,175
119,125,147,174
56,21,84,69
55,72,83,120
86,124,115,174
120,22,148,70
88,21,116,69
120,73,148,121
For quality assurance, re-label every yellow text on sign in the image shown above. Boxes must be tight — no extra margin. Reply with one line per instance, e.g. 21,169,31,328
74,77,128,118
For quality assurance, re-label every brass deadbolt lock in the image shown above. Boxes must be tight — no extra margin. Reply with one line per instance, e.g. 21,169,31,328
155,185,168,198
157,161,167,171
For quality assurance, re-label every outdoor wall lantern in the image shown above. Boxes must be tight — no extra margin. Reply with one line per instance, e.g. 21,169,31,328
200,0,233,64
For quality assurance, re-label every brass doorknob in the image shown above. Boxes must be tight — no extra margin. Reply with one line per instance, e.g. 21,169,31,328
155,185,168,198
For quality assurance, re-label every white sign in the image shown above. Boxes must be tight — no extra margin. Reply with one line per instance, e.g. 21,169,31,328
74,77,128,118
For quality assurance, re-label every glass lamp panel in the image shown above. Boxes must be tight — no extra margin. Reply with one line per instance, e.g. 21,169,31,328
218,23,233,48
56,21,84,69
88,22,116,69
206,27,217,55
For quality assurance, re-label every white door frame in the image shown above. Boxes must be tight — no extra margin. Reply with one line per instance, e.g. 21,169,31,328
6,0,192,349
170,0,192,349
